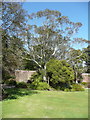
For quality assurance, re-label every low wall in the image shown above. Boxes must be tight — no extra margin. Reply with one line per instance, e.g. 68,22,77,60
82,73,90,83
82,73,90,88
15,71,90,85
15,70,36,83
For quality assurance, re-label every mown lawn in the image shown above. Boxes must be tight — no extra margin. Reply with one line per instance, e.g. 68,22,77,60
1,89,88,118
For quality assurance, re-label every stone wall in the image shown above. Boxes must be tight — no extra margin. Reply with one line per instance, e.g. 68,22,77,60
82,73,90,83
82,73,90,88
15,71,90,85
15,70,36,83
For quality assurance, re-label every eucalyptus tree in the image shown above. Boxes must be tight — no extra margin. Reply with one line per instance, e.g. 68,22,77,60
2,2,27,80
25,9,83,82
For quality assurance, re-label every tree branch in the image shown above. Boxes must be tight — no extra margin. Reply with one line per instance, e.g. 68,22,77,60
22,57,42,68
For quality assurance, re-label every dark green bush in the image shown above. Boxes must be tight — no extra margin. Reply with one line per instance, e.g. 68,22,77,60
30,71,51,90
17,82,28,88
46,59,74,88
30,72,42,82
7,95,17,99
30,72,48,90
2,88,9,100
4,80,17,86
71,84,85,91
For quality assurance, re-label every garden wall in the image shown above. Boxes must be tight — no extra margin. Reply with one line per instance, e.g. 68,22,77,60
15,71,90,85
82,73,90,88
82,73,90,83
15,70,36,83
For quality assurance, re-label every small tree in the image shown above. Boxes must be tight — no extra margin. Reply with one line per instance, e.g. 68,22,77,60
83,45,90,73
67,48,87,83
46,59,74,90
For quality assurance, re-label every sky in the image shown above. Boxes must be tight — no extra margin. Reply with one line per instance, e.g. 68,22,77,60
22,2,88,49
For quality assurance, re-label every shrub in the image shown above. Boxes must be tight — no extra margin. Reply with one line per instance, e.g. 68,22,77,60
36,82,50,90
71,84,85,91
4,80,17,86
17,82,28,88
71,89,76,92
2,88,9,100
81,82,88,88
30,72,47,90
54,86,61,91
30,72,42,82
64,88,71,92
31,81,51,90
46,59,74,88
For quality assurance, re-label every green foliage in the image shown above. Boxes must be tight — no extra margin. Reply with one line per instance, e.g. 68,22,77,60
30,72,43,82
81,82,88,88
4,80,17,86
36,82,50,90
17,82,28,88
23,60,39,70
2,88,9,100
2,2,27,80
71,89,76,92
68,48,87,82
2,88,38,100
46,59,74,89
30,72,51,90
29,59,75,91
84,45,90,73
71,84,85,91
64,88,71,92
30,81,51,90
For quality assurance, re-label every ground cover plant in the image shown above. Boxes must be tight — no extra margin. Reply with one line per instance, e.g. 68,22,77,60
2,88,88,118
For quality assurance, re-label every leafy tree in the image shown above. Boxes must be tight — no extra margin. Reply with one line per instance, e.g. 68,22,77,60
67,48,87,83
25,9,82,82
2,2,27,80
46,59,74,90
83,45,90,73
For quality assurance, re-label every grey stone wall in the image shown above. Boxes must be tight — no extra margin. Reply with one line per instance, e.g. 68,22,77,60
15,70,36,82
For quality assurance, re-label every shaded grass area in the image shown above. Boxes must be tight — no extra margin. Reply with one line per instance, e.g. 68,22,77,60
3,88,38,100
2,89,88,118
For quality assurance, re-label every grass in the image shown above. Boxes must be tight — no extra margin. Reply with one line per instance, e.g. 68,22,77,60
1,88,88,118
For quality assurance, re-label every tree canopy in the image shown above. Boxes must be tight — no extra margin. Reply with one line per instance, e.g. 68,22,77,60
26,9,83,68
2,2,27,80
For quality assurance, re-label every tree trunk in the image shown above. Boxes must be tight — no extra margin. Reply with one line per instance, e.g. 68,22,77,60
47,77,49,85
72,65,77,83
75,71,78,84
43,64,47,82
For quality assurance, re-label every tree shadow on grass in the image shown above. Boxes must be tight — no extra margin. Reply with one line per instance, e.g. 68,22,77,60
3,88,39,100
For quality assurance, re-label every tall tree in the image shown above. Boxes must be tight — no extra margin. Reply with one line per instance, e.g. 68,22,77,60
2,2,27,80
25,9,83,82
